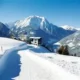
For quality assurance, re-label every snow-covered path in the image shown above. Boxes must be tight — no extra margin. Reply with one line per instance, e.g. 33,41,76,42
14,50,79,80
0,37,80,80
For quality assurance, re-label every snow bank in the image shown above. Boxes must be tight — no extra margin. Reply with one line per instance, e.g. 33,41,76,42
0,37,24,55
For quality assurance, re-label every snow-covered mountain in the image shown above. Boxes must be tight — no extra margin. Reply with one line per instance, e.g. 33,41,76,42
59,31,80,56
0,22,10,37
61,25,80,31
7,16,76,44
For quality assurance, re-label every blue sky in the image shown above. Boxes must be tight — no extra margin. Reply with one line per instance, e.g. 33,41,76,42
0,0,80,27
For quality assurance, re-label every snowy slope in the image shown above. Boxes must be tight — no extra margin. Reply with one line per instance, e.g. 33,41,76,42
61,25,77,31
59,31,80,56
14,50,79,80
61,25,80,31
0,37,80,80
7,16,76,44
0,37,24,55
37,53,80,77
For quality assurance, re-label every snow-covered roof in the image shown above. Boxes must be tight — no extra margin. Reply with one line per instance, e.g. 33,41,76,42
54,42,61,45
30,37,41,39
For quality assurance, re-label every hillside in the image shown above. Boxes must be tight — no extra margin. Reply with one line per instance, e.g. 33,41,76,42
0,37,80,80
59,31,80,56
0,22,10,37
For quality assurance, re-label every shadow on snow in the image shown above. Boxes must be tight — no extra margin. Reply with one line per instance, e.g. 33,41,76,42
0,44,30,80
0,44,50,80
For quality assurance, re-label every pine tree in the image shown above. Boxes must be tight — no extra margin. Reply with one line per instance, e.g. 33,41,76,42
57,45,69,55
57,45,64,54
63,45,69,55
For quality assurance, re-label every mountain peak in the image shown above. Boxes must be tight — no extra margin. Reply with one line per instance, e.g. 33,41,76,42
14,16,48,28
25,15,45,20
61,25,76,31
7,16,76,44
